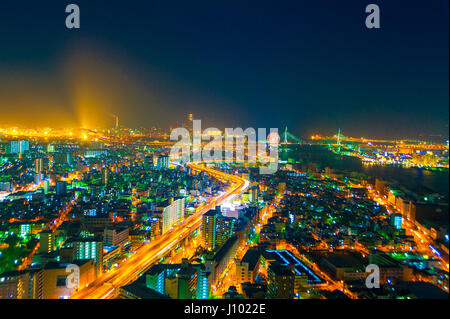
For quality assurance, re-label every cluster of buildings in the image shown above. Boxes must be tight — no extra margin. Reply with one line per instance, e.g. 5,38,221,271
0,131,448,299
0,135,226,299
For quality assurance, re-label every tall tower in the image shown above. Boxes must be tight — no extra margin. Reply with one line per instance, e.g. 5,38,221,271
188,114,194,136
337,128,341,153
34,158,43,174
201,210,217,250
34,158,44,184
101,167,109,185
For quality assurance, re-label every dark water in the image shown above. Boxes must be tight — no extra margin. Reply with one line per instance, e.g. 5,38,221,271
282,145,449,198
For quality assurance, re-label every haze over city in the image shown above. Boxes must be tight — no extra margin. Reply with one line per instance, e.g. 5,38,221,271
0,0,448,139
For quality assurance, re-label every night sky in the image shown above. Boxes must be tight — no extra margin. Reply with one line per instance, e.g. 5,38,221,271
0,0,448,139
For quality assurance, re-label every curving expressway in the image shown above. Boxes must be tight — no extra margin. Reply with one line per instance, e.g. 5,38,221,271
71,162,249,299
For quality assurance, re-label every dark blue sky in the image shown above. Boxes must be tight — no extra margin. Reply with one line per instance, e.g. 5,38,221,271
0,0,448,139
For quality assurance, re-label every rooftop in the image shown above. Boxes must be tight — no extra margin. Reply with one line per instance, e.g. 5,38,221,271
120,281,171,299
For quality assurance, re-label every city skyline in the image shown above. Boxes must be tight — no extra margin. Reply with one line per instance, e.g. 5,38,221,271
0,1,448,304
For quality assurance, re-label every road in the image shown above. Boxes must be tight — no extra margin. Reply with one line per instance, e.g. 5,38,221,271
71,162,249,299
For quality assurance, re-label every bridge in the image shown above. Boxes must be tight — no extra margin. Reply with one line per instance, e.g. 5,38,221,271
312,129,449,152
281,127,303,145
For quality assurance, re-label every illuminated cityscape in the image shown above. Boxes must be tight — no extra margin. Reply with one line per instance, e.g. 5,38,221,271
0,0,448,308
0,121,448,300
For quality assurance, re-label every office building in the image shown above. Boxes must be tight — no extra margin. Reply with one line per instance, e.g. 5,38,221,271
157,155,169,170
66,237,104,277
155,197,185,234
201,210,235,250
145,259,209,299
236,248,261,284
103,227,129,247
6,140,29,154
205,235,239,284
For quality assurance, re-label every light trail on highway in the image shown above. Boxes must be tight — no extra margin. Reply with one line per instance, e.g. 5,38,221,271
71,162,249,299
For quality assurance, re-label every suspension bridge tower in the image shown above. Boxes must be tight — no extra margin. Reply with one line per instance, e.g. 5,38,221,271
337,128,342,153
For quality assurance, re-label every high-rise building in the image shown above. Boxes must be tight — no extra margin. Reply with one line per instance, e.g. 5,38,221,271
69,238,103,277
56,181,67,196
156,197,185,234
101,167,109,185
53,152,71,166
43,181,49,195
38,230,56,254
236,248,261,285
103,227,129,247
6,140,29,154
34,158,44,184
202,210,217,250
250,185,259,202
0,270,34,299
145,259,209,299
201,210,236,250
156,155,169,170
39,260,96,299
216,216,235,248
19,140,29,154
204,235,239,284
34,158,43,174
392,214,403,230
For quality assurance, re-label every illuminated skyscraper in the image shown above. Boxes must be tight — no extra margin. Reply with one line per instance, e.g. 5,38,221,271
157,155,169,170
201,210,235,250
145,259,209,299
34,158,43,174
250,185,259,202
202,210,217,250
155,197,185,234
216,216,235,248
34,158,44,184
43,181,49,195
70,238,103,277
6,140,29,154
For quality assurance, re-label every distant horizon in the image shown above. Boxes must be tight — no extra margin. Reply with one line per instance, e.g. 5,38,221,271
0,121,448,142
